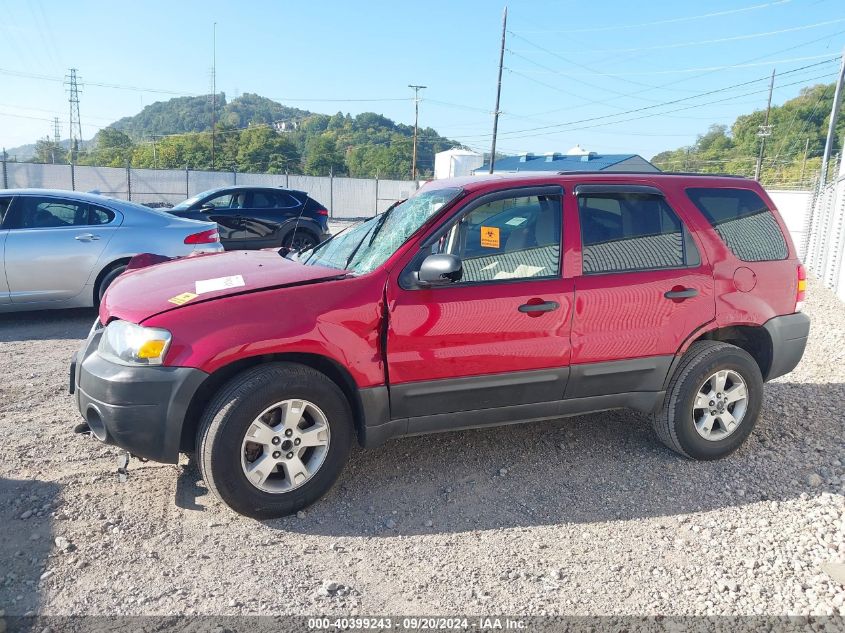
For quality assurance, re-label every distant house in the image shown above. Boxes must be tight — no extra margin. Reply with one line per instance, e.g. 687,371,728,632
475,145,659,174
273,120,299,132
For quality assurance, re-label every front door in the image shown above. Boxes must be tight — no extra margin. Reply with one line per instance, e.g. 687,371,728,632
4,195,120,304
567,184,715,397
386,187,574,420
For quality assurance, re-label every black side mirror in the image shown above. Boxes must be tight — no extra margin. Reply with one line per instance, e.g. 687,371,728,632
199,202,215,212
417,254,462,286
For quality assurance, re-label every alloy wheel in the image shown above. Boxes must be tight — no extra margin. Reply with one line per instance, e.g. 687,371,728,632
240,399,331,493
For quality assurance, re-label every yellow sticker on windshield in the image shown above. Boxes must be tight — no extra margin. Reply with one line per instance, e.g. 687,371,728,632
480,226,500,248
168,292,198,306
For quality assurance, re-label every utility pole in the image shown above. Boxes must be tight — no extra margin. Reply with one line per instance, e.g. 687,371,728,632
754,68,775,182
65,68,82,162
800,138,810,185
211,22,217,170
820,47,845,189
489,6,507,174
408,84,426,180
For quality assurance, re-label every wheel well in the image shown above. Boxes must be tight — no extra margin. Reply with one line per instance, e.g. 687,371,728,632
179,353,365,453
695,325,773,378
281,223,319,244
93,257,132,304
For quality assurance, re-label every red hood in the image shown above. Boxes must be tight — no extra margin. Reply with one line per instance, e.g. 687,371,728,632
100,250,347,324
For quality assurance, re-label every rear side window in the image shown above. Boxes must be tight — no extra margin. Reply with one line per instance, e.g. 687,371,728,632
252,191,278,208
89,205,115,225
578,193,700,274
686,188,787,261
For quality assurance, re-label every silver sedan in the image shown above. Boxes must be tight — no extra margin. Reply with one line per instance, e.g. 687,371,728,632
0,189,223,312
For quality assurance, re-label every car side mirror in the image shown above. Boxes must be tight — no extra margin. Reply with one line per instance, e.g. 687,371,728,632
417,254,462,286
200,202,215,212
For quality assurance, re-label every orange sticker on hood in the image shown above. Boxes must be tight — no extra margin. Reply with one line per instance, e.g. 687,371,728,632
168,292,198,305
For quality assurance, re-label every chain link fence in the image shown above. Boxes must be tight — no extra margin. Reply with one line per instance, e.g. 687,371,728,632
803,156,845,301
0,161,420,219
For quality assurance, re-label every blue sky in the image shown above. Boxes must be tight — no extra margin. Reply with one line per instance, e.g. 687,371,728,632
0,0,842,160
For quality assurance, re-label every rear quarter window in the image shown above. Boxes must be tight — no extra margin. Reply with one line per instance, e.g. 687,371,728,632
686,187,788,261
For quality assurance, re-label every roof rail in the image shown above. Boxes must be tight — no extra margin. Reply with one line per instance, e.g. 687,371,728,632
554,170,748,179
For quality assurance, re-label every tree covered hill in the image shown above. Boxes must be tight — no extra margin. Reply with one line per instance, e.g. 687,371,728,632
110,93,313,139
25,92,460,179
651,82,845,188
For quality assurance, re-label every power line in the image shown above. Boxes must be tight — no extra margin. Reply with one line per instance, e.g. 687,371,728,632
509,18,845,56
511,0,791,34
506,53,840,78
453,62,837,141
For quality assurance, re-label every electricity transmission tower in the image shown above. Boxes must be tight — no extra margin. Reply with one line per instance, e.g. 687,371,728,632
65,68,83,160
51,117,61,164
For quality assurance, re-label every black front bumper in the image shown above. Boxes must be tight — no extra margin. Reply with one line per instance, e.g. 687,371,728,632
72,323,208,463
763,311,810,381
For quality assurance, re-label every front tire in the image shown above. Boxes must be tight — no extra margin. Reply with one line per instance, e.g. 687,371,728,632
196,363,353,519
652,341,763,460
96,264,127,304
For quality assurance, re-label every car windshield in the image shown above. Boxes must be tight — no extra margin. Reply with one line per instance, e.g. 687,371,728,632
170,193,206,210
299,187,462,274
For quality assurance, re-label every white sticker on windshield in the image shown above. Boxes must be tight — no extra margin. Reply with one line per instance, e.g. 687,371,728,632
505,216,528,227
195,275,245,295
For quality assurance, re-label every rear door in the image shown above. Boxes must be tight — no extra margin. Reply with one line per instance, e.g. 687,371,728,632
568,183,715,397
386,186,574,421
234,190,301,249
4,195,121,304
0,196,13,305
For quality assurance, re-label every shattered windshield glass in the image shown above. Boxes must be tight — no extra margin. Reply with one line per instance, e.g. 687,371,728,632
301,187,462,274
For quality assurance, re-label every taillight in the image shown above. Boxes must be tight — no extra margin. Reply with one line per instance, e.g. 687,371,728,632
184,228,220,244
796,263,806,311
315,208,329,217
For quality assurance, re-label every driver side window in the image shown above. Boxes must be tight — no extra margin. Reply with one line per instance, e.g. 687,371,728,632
434,194,562,282
204,193,235,209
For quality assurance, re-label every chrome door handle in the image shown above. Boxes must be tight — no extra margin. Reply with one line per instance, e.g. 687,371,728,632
518,301,560,313
75,233,100,241
664,288,698,299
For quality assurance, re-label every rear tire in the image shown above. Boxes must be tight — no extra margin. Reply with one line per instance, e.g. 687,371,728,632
196,362,352,519
96,264,127,304
282,230,318,253
652,341,763,460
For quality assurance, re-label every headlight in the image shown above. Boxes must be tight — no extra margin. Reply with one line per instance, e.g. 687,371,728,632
98,320,172,366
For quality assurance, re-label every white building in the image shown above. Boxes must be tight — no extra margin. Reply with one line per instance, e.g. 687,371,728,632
434,149,484,179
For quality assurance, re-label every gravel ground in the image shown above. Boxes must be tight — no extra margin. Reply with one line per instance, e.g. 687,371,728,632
0,277,842,618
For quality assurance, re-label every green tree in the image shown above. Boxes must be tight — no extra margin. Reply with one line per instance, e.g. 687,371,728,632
236,126,301,173
304,134,346,176
33,137,66,164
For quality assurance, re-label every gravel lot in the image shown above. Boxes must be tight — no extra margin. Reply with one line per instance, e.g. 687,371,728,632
0,277,842,618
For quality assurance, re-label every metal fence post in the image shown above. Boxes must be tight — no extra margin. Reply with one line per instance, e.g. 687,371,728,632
285,171,289,188
1,148,7,189
329,168,334,218
70,162,75,191
233,167,237,186
374,174,379,217
185,164,190,198
126,159,132,201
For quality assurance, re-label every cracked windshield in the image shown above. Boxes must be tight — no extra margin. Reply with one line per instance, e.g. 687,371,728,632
300,187,462,273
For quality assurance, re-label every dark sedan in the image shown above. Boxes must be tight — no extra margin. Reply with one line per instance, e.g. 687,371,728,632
168,186,331,251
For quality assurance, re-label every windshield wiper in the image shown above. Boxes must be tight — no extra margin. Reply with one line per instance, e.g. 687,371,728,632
343,199,404,270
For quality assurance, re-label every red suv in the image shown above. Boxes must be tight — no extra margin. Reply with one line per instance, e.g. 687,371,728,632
71,173,810,518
